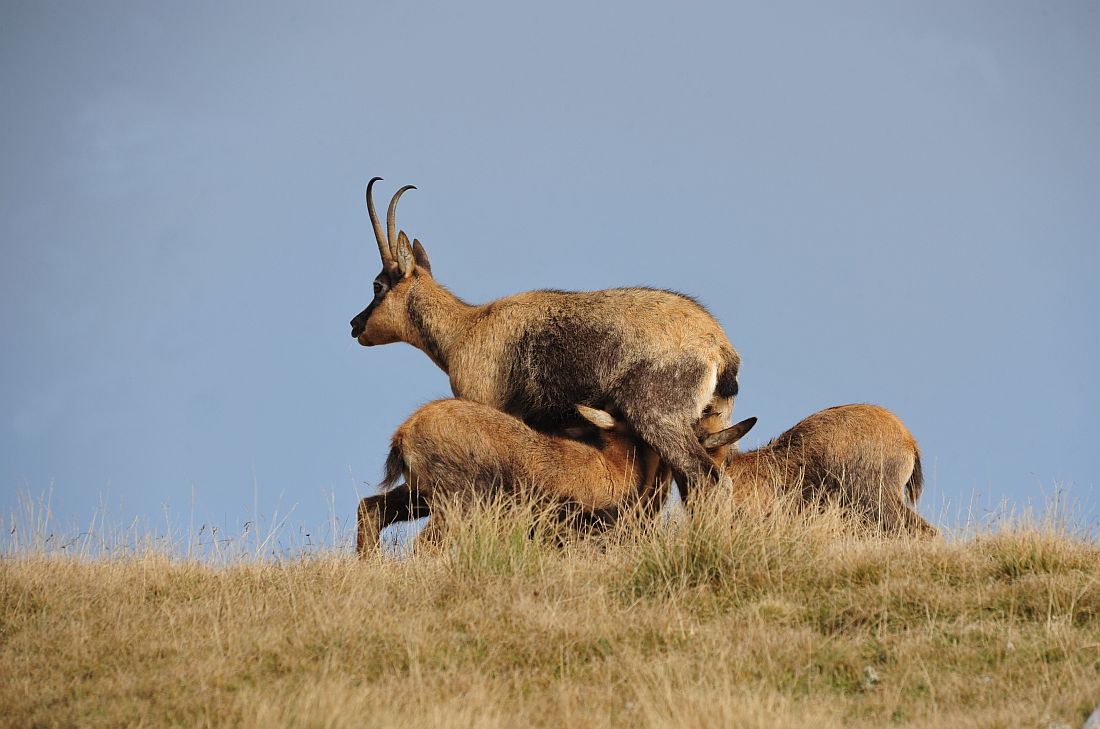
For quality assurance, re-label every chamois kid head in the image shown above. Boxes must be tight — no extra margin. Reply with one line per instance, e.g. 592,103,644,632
699,416,758,468
350,178,434,346
574,405,666,495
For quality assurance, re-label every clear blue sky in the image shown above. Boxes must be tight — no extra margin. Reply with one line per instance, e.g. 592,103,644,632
2,2,1097,540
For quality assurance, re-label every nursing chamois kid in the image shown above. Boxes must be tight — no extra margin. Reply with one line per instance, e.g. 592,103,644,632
356,399,665,553
349,179,739,498
705,404,937,536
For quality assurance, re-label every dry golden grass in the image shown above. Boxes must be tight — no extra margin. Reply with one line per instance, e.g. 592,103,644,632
2,493,1098,728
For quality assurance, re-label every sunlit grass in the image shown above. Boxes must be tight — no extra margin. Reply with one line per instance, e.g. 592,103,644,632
2,489,1098,728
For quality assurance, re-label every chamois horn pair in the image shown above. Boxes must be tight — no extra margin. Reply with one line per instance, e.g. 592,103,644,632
366,176,416,264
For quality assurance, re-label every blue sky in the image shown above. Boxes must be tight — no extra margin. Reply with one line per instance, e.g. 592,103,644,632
2,2,1097,540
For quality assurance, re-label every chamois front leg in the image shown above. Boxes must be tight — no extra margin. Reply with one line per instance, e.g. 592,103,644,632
356,485,430,556
412,515,446,552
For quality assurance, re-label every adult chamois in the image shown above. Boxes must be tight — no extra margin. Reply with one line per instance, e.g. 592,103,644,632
355,398,666,553
349,178,740,498
703,404,937,536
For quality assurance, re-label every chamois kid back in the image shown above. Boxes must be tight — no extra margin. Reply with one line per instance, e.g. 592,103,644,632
704,404,936,537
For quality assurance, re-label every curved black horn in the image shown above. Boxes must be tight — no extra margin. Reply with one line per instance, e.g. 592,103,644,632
386,185,416,260
365,177,390,262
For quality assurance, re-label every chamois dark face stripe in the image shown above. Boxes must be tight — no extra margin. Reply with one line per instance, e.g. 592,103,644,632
349,271,390,338
406,287,447,368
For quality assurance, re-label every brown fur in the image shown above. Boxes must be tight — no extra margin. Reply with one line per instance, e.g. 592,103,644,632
355,399,666,554
706,404,937,537
349,180,739,495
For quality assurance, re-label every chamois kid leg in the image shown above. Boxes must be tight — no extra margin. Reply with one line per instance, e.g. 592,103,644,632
878,502,938,538
356,485,430,556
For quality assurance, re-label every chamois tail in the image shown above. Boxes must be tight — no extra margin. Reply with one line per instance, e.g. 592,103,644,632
904,450,924,506
378,437,406,492
716,348,740,399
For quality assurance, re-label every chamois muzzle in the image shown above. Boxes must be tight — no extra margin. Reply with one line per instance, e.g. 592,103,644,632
350,317,367,342
350,303,376,344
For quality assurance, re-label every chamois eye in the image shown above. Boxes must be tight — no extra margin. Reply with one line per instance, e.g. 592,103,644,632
374,281,385,295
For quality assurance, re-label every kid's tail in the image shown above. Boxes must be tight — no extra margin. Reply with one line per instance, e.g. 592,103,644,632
905,451,924,506
379,438,405,492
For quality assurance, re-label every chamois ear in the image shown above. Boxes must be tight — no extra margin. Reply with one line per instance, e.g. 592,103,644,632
702,417,757,449
412,239,432,275
576,405,617,431
394,231,416,278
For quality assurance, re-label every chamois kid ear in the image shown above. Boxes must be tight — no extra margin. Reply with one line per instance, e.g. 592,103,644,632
702,417,757,449
576,405,617,431
394,231,416,278
412,238,432,275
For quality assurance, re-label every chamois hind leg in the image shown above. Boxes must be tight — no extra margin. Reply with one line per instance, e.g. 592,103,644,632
616,407,721,505
356,485,430,556
612,360,725,504
892,505,939,538
864,496,938,539
860,458,937,539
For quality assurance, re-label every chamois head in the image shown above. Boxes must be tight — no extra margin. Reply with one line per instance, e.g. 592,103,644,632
575,405,665,496
573,405,631,453
700,416,758,467
350,178,434,346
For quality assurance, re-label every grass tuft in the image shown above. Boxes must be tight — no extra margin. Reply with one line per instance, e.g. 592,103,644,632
2,490,1098,728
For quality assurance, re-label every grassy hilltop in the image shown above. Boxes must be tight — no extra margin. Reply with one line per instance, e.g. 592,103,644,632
2,497,1099,729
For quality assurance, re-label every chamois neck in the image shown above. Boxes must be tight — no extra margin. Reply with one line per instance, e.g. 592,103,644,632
724,447,763,483
405,277,478,372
